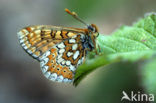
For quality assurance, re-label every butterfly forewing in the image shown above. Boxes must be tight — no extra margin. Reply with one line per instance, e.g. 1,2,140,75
18,25,86,82
17,25,86,60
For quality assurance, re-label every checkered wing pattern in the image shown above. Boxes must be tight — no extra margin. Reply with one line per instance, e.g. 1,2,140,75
17,25,86,83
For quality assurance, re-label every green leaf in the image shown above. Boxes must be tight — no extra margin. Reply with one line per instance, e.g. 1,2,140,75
73,13,156,86
142,54,156,95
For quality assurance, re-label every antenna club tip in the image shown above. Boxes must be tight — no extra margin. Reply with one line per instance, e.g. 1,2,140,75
65,8,71,14
64,8,77,16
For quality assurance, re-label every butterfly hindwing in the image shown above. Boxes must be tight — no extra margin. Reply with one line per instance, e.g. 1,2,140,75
40,34,86,82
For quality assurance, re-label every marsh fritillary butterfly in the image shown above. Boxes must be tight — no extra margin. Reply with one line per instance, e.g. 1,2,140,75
17,9,99,83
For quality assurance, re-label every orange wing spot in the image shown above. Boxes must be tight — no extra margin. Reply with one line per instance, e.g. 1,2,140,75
29,33,41,41
47,62,52,67
61,67,73,79
67,71,73,79
61,31,68,38
48,53,57,60
41,29,51,38
41,46,48,53
48,54,53,60
48,65,56,72
24,42,31,48
36,40,47,48
27,33,35,38
34,51,40,57
47,42,55,48
43,35,51,39
61,67,69,78
50,48,57,53
25,27,33,33
29,47,36,53
42,29,51,33
39,42,56,53
47,55,56,65
54,64,63,75
29,38,41,46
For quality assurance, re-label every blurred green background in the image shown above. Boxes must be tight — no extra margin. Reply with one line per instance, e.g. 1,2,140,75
0,0,156,103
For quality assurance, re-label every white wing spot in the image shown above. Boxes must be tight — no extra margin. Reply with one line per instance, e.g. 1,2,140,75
70,65,76,71
63,78,69,83
32,54,38,58
77,59,82,66
57,54,63,59
41,51,50,60
27,50,32,54
80,34,85,39
61,61,65,65
41,66,49,73
58,58,64,63
57,75,64,82
67,52,73,57
23,46,28,50
49,73,57,81
17,31,24,39
69,39,76,43
21,43,26,47
66,61,71,66
44,58,49,64
72,35,77,38
82,57,85,63
19,39,25,43
68,79,73,83
59,49,65,54
72,44,78,50
58,42,65,48
40,58,49,67
73,51,79,60
44,71,51,78
23,29,29,35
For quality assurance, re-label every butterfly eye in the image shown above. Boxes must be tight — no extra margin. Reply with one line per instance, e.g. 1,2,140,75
57,68,60,71
88,25,95,32
63,70,66,72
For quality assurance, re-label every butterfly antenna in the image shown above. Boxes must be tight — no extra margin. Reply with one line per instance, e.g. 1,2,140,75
65,8,88,26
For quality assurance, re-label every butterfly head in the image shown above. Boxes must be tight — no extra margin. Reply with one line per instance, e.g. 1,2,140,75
65,8,99,38
65,8,99,51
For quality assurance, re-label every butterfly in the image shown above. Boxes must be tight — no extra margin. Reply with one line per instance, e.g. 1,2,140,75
17,9,99,83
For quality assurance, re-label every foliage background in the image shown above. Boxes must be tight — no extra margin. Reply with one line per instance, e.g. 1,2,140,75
0,0,156,103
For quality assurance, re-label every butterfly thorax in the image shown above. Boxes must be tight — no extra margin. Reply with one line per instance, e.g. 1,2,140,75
81,34,94,51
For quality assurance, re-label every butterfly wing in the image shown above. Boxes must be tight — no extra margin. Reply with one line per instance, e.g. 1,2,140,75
18,25,87,82
17,25,86,61
40,34,86,82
